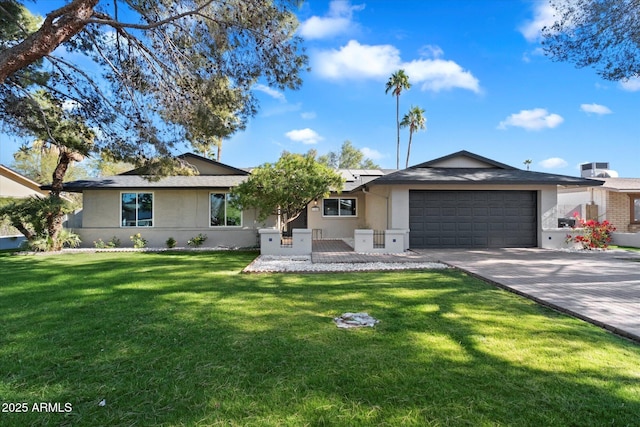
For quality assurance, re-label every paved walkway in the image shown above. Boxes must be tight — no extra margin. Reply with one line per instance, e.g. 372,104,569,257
311,241,640,343
416,248,640,343
311,239,428,263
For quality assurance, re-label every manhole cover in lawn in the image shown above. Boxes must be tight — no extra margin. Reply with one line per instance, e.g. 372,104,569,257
334,312,379,329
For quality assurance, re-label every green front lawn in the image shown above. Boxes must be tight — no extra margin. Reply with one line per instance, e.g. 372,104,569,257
1,251,639,426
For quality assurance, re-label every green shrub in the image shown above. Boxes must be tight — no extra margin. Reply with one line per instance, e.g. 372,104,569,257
95,236,121,249
58,229,81,248
187,233,207,248
130,233,147,248
166,237,177,248
22,229,80,251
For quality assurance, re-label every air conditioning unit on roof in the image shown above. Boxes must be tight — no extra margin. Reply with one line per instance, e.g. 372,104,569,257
580,162,619,178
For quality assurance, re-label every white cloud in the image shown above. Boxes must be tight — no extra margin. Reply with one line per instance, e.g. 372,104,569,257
299,0,365,40
580,103,612,115
313,40,480,93
519,1,557,42
620,77,640,92
62,99,79,111
253,84,285,102
418,44,444,59
285,128,323,145
497,108,564,131
361,147,383,160
539,157,568,169
522,47,544,63
300,111,317,119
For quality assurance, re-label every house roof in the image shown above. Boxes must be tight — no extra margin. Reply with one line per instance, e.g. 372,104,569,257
56,175,248,192
56,152,249,192
55,150,604,194
363,150,603,188
595,178,640,192
339,168,386,192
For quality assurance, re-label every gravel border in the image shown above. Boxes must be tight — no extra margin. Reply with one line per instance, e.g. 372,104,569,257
243,255,449,273
11,246,256,256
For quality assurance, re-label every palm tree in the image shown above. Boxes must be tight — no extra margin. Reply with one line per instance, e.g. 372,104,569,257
400,106,427,168
523,159,532,170
385,69,411,169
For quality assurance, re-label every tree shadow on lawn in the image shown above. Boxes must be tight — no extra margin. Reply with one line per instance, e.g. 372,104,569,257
1,251,639,426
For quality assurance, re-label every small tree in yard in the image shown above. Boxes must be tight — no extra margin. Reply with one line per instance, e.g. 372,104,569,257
232,153,344,232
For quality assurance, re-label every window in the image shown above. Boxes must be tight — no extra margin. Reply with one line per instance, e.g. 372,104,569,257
631,195,640,224
210,193,242,226
121,193,153,227
323,198,357,217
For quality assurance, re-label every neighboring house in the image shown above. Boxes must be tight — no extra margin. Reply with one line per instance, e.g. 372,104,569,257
0,164,50,248
0,164,49,199
558,178,640,233
59,150,602,250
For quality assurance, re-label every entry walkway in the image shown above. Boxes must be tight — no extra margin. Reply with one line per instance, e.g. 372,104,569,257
311,239,428,263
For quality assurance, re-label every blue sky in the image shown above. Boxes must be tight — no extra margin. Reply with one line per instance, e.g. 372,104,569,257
1,0,638,177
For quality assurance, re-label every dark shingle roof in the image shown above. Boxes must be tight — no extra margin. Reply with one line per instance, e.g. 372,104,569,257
366,167,603,187
56,175,248,192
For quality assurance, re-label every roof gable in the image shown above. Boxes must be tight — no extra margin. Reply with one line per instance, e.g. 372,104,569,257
365,151,602,188
121,153,248,176
412,150,516,170
176,153,249,175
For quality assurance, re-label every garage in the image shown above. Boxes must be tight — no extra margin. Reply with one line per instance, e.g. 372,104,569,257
409,190,537,248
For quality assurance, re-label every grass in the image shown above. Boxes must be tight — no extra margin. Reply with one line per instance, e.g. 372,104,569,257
611,245,640,252
1,251,639,426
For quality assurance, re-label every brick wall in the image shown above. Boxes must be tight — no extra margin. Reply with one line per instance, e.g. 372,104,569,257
606,192,630,232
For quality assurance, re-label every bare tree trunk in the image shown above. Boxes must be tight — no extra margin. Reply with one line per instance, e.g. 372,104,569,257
45,151,74,250
0,0,98,82
396,94,400,170
405,130,413,169
12,221,35,241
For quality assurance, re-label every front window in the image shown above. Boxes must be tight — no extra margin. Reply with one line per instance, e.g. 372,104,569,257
121,192,153,227
210,193,242,226
632,195,640,224
323,198,357,217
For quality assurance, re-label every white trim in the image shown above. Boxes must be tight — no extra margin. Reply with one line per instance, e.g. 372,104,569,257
120,191,155,228
322,197,358,218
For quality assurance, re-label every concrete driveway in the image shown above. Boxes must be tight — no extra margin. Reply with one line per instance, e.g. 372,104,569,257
415,248,640,343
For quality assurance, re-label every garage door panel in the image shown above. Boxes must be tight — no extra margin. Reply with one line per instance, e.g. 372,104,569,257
409,190,537,248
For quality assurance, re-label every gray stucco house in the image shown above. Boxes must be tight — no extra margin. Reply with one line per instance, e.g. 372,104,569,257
59,150,601,250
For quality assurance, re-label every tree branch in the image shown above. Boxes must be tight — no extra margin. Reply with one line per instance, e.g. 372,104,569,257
85,1,216,31
0,0,99,82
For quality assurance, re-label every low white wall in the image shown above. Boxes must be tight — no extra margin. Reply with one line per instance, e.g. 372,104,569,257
543,229,640,249
353,229,373,253
612,232,640,248
353,229,408,254
541,229,581,249
259,228,312,255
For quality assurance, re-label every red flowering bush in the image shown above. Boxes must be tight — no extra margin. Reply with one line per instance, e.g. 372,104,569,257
565,214,616,250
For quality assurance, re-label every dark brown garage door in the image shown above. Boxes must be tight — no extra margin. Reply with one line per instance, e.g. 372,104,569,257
409,190,537,248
